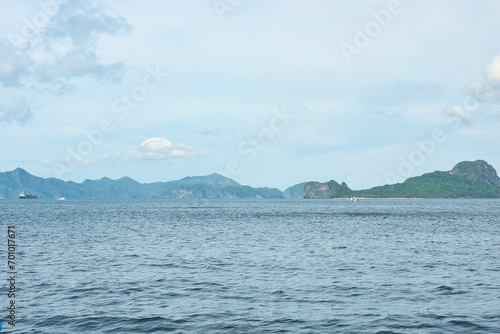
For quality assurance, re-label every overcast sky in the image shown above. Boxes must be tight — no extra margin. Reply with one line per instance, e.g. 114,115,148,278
1,0,500,190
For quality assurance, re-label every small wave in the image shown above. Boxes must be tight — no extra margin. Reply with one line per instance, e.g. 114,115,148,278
432,285,466,295
420,313,446,320
436,285,453,291
448,319,491,331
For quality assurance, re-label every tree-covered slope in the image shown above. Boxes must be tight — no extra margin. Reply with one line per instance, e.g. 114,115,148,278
303,180,353,199
352,171,500,198
302,160,500,199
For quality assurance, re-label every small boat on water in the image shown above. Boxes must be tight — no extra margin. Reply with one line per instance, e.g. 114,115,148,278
57,197,66,201
347,197,361,202
19,191,37,199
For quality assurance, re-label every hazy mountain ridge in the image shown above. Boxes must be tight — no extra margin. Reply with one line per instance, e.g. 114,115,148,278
2,160,499,200
152,184,282,199
0,169,281,199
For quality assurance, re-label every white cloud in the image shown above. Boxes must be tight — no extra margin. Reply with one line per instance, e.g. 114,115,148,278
467,80,498,103
112,137,204,164
0,40,30,87
0,0,130,92
447,54,500,125
0,100,35,126
486,55,500,83
471,54,500,104
445,105,472,125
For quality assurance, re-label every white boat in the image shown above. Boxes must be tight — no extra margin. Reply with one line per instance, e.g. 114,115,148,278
347,197,361,202
56,197,66,201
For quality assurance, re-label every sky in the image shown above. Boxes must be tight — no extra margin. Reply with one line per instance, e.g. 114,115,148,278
1,0,500,191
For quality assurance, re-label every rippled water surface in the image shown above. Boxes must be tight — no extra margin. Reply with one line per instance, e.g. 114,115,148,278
1,199,499,333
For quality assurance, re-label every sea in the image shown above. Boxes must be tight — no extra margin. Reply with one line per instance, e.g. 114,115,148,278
0,199,499,333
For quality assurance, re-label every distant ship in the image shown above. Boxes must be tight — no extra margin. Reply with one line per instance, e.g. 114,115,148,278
19,191,37,199
56,197,66,201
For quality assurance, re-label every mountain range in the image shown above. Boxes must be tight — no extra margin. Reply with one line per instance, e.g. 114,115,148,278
0,168,282,199
1,160,499,199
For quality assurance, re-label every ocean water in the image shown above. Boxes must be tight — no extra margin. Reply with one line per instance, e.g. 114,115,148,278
1,199,499,333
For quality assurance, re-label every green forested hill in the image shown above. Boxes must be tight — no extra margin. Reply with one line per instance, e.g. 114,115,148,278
352,170,500,198
302,160,500,199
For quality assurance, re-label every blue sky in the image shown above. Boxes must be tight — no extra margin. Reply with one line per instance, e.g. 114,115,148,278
1,0,500,190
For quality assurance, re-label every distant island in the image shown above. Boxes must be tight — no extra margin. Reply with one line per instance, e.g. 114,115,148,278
0,160,499,199
298,160,500,199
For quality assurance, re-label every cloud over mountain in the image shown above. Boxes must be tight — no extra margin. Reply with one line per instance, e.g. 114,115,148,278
112,137,204,164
